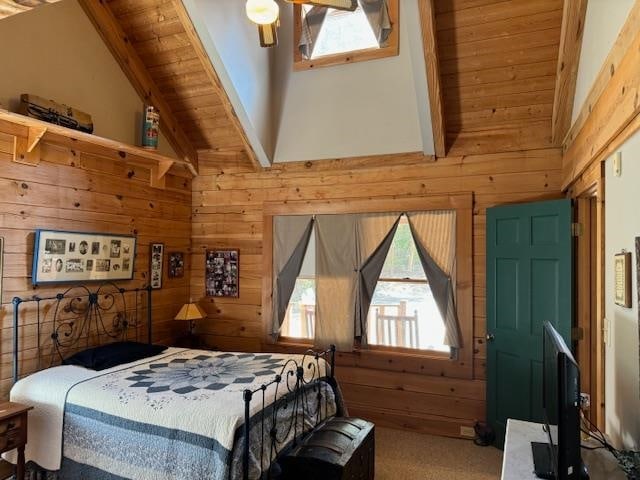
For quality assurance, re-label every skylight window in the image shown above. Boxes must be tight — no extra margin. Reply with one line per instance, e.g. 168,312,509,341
303,5,380,59
294,0,398,70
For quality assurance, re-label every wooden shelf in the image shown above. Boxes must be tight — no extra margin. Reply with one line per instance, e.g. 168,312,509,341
0,109,197,189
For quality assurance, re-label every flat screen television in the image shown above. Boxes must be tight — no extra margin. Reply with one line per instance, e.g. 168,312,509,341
531,321,587,479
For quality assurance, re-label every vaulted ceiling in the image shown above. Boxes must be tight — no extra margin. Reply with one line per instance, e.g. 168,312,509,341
2,0,575,171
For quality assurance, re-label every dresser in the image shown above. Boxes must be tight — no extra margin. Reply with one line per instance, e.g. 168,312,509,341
0,402,33,480
501,419,626,479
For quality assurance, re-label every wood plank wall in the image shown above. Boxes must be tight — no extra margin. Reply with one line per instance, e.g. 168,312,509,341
191,147,563,437
436,0,563,156
0,131,192,398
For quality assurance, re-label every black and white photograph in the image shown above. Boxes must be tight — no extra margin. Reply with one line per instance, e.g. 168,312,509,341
205,249,239,297
123,258,131,271
44,239,66,255
150,243,164,289
41,259,52,273
110,240,122,258
65,259,83,273
168,252,185,278
32,230,136,284
95,259,111,272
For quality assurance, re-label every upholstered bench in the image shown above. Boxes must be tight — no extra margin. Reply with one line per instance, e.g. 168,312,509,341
279,417,375,480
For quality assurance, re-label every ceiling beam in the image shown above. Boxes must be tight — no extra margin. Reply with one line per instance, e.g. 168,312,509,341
78,0,199,172
0,0,60,20
170,0,263,171
551,0,587,145
418,0,446,157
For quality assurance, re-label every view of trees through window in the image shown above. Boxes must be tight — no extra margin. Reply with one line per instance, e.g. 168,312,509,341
280,216,449,353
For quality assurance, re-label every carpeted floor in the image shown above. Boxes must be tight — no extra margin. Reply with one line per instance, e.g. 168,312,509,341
376,427,503,479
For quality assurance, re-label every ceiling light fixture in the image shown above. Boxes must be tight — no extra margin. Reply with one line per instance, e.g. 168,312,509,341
245,0,280,25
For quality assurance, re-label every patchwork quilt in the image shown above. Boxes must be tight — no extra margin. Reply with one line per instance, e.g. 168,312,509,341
8,348,338,480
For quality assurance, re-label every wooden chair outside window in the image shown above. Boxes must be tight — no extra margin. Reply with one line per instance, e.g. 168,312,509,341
374,305,419,349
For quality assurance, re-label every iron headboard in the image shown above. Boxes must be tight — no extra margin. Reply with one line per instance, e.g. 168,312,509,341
11,282,153,384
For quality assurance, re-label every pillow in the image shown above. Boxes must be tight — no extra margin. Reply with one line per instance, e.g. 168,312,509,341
63,341,168,371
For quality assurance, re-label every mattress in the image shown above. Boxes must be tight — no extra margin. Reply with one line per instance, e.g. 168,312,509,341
7,348,338,479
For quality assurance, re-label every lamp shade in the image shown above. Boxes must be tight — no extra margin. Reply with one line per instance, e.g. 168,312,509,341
174,303,206,321
246,0,279,25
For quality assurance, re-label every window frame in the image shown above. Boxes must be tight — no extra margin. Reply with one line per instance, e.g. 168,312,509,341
262,193,474,380
292,0,400,71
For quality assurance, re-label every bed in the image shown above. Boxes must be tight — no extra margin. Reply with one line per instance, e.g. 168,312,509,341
8,283,342,480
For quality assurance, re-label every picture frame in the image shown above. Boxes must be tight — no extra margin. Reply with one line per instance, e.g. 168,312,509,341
614,251,632,308
32,229,136,285
150,243,164,289
205,249,239,297
168,252,185,279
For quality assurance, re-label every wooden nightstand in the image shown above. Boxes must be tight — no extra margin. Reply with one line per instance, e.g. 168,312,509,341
0,402,32,480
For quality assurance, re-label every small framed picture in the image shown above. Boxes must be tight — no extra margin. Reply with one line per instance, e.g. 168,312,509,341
614,251,632,308
150,243,164,289
205,249,239,297
168,252,185,278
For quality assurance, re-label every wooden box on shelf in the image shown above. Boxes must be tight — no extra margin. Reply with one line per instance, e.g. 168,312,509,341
0,402,33,480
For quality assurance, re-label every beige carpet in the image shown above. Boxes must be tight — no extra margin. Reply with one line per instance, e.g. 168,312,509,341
376,427,503,479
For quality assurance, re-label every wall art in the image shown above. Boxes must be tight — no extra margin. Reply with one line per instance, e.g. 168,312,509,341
150,243,164,289
32,230,136,285
205,249,239,297
168,252,185,279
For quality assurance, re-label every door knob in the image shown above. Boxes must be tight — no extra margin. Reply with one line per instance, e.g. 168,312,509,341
486,333,495,342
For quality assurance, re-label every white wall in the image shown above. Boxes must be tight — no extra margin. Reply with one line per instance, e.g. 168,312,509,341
0,0,176,158
183,0,273,166
604,133,640,450
571,0,634,123
272,0,434,163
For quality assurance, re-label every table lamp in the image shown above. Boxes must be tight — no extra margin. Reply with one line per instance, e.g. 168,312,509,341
174,302,206,337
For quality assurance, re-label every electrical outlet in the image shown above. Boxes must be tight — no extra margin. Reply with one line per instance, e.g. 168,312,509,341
613,151,622,177
460,426,475,438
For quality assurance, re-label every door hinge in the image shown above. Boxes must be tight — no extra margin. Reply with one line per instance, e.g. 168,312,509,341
571,222,583,237
572,327,584,341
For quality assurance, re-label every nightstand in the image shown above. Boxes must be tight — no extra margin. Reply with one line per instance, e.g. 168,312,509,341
0,402,32,480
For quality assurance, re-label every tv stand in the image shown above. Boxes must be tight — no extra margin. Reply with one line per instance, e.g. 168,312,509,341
501,419,625,479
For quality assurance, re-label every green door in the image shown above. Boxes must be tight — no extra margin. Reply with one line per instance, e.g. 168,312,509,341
486,199,573,448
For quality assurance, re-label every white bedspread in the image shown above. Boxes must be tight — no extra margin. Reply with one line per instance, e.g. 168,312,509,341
6,348,188,470
5,348,335,479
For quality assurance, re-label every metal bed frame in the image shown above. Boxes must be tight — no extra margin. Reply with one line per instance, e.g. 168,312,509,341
11,282,338,480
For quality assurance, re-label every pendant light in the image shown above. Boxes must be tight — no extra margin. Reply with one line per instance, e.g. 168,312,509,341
246,0,280,25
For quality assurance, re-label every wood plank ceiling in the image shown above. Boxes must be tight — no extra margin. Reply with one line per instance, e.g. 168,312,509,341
435,0,564,156
8,0,567,166
103,0,248,156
